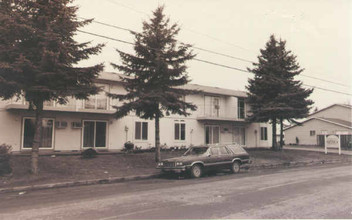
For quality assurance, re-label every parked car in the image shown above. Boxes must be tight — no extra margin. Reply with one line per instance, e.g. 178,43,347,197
156,144,251,178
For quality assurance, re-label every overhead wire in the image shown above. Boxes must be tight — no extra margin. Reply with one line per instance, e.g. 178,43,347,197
77,30,352,96
79,17,350,88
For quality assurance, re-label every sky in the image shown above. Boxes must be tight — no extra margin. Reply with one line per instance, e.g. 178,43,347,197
74,0,351,111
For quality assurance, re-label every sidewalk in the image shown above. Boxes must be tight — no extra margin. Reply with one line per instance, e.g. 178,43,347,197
284,146,352,156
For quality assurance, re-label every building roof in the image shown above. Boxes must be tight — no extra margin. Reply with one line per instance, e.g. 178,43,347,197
322,118,352,128
308,103,352,117
97,72,247,97
284,117,352,131
180,84,247,97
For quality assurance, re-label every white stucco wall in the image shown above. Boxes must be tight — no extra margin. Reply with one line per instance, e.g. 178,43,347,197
0,80,273,152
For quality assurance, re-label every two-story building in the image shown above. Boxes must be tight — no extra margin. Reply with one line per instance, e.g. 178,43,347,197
0,72,272,152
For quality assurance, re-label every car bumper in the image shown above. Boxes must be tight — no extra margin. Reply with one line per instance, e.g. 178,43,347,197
157,166,187,173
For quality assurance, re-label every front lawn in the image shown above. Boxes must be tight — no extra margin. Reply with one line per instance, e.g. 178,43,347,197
1,149,350,188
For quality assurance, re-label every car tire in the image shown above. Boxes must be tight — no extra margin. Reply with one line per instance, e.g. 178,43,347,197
231,161,241,174
190,164,203,178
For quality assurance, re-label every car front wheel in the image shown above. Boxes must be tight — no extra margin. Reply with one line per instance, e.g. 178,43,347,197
231,161,241,174
190,164,203,178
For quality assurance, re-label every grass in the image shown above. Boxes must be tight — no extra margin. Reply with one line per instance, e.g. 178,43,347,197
0,148,350,188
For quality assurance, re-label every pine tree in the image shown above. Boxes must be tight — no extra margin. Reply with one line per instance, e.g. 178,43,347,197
110,6,196,162
0,0,104,174
246,35,313,150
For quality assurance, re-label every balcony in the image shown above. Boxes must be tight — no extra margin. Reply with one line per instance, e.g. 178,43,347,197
5,97,116,115
196,115,246,123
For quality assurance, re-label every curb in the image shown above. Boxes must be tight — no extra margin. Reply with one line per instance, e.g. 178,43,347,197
250,159,350,170
1,159,350,194
0,173,160,194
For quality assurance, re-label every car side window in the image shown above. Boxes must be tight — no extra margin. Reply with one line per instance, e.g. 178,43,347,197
210,147,220,156
219,146,229,155
227,145,247,154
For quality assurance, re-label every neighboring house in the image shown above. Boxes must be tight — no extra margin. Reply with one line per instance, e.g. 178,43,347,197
0,72,272,152
284,104,352,148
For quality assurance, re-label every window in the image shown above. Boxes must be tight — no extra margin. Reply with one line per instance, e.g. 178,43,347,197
23,118,54,149
310,130,316,136
83,121,107,148
213,97,220,117
210,147,220,156
175,121,186,141
84,84,108,110
205,96,221,117
135,122,148,140
260,127,268,141
238,98,245,119
205,125,220,144
219,146,230,155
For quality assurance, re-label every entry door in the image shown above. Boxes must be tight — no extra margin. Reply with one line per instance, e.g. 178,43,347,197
232,127,245,145
205,125,220,144
83,121,107,148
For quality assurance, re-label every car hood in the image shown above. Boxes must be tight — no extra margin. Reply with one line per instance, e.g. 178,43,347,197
162,155,205,163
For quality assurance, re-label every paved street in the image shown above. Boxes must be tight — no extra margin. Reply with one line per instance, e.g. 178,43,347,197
0,164,351,219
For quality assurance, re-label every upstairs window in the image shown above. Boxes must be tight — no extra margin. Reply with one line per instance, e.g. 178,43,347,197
238,98,245,119
84,84,108,110
204,96,221,117
310,130,316,136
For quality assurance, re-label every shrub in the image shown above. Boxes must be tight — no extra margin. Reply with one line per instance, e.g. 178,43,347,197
81,148,98,159
124,141,134,151
0,144,12,176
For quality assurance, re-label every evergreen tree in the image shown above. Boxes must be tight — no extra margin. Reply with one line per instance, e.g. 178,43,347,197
246,35,313,150
110,6,196,162
0,0,104,174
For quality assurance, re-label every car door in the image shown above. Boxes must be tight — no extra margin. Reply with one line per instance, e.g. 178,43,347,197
204,147,221,170
218,146,233,169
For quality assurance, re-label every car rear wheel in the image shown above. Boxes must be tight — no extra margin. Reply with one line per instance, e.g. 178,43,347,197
231,161,241,174
190,164,203,178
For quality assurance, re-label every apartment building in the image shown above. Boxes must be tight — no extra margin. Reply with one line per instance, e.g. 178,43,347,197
0,72,272,152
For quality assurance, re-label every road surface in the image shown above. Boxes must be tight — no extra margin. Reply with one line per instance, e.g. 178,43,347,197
0,164,351,219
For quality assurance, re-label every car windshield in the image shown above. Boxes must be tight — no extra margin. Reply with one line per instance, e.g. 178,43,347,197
183,147,208,156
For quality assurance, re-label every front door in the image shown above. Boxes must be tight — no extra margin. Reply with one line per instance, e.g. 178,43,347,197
233,127,245,145
205,125,220,144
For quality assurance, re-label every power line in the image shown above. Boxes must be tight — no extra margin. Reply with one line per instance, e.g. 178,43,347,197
77,30,134,45
79,17,350,88
194,58,249,73
193,47,253,63
78,16,254,64
77,30,352,96
106,0,148,16
300,75,349,87
105,0,253,52
302,84,352,96
78,17,133,33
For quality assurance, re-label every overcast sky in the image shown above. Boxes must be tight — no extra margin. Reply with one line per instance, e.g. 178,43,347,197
74,0,351,110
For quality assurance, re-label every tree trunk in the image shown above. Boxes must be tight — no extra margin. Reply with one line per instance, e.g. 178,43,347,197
31,101,43,175
280,117,284,150
155,115,161,162
272,117,277,150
